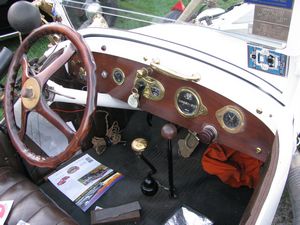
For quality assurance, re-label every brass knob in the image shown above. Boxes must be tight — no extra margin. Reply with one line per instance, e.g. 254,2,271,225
131,138,148,154
136,68,149,78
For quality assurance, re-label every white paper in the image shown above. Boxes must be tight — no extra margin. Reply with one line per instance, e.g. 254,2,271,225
165,206,213,225
0,200,14,225
16,220,30,225
14,99,76,157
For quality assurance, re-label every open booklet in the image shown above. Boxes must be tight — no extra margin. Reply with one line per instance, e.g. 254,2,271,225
48,154,123,211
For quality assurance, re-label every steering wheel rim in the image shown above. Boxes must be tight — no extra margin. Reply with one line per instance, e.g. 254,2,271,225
4,23,97,168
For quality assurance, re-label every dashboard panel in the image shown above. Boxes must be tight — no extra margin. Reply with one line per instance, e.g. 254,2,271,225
69,52,274,162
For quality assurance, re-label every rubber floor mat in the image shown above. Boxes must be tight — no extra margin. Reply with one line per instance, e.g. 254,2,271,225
40,111,253,225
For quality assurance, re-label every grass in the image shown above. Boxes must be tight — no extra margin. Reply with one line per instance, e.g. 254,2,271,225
114,0,190,29
0,36,49,84
0,37,49,118
1,36,49,60
115,0,241,29
217,0,242,9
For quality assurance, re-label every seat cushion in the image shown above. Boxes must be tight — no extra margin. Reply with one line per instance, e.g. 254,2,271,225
0,167,78,225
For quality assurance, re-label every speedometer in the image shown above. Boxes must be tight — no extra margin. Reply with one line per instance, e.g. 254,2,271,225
175,87,207,118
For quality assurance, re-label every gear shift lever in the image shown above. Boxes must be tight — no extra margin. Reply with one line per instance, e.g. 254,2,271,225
131,138,158,196
161,123,177,198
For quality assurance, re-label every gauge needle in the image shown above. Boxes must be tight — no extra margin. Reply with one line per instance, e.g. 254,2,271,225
230,115,236,122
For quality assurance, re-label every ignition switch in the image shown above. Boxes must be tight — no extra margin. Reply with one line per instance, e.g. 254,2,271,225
127,80,146,108
136,80,146,96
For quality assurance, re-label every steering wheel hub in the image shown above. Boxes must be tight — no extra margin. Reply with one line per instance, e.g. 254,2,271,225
21,77,41,110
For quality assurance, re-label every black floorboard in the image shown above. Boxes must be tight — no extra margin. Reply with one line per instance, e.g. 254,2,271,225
40,111,253,225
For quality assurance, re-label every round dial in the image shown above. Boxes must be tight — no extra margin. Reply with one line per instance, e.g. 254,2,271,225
112,68,125,85
216,106,245,134
175,87,207,118
151,85,160,97
223,111,241,128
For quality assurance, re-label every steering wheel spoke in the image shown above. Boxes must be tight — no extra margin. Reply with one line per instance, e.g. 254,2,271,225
36,97,75,142
21,55,30,84
36,45,75,86
18,105,30,140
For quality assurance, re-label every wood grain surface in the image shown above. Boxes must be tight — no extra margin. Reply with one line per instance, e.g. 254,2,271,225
70,52,275,162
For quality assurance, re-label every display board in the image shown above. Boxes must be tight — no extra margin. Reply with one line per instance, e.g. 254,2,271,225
244,0,293,9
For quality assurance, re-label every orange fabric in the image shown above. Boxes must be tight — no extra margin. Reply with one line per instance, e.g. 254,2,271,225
202,143,263,188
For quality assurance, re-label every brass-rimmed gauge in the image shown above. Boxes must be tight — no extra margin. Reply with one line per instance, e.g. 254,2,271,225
175,87,207,118
112,68,125,85
216,105,245,134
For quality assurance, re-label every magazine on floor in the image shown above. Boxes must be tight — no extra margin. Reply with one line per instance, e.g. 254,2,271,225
48,154,123,211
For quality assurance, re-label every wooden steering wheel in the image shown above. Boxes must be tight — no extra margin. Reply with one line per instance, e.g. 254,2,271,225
4,23,97,168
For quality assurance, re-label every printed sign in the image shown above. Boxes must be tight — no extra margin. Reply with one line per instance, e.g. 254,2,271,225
252,5,292,41
247,45,289,76
244,0,293,9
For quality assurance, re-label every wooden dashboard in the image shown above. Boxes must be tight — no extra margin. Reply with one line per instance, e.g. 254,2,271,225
69,52,275,162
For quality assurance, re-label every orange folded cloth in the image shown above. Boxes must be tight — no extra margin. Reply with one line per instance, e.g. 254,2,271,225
202,143,263,188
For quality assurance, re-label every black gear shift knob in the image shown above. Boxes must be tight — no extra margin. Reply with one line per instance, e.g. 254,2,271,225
8,1,41,34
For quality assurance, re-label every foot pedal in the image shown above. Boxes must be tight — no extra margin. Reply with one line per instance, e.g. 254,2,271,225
178,130,199,158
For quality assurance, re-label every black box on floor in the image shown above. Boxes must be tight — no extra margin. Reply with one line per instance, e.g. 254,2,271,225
91,201,141,225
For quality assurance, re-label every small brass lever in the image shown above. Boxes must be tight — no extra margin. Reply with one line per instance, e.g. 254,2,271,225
150,62,201,82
